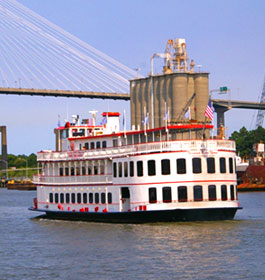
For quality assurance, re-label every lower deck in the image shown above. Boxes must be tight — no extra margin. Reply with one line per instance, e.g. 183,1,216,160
35,182,240,215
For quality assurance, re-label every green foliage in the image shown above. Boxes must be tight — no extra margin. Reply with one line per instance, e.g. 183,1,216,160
0,153,37,179
229,126,265,158
6,153,37,168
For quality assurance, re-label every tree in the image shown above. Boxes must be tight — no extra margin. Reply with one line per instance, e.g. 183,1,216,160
229,126,265,158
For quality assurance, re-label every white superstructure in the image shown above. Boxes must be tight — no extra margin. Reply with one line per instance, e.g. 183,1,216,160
31,112,240,222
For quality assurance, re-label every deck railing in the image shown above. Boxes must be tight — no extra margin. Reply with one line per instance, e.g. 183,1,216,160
37,139,235,162
33,174,112,185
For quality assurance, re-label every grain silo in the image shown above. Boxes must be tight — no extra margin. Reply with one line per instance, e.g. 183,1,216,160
130,39,209,133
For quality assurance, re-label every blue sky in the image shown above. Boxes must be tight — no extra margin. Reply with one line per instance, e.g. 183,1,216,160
1,0,265,155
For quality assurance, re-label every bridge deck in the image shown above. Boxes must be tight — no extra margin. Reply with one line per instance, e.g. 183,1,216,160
0,87,130,100
1,88,265,110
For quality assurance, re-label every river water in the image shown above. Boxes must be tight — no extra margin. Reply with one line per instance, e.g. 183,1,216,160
0,189,264,280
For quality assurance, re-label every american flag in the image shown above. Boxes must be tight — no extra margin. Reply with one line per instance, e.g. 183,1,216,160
204,98,214,120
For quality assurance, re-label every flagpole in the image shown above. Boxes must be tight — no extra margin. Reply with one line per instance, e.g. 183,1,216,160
123,109,127,140
144,106,147,136
203,116,206,140
164,102,167,131
150,66,154,129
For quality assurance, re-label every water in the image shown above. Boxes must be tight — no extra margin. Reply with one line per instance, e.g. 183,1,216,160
0,189,264,280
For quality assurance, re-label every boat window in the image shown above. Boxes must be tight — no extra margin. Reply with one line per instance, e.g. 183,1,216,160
60,193,64,203
220,157,226,173
113,139,118,147
121,187,130,198
83,193,87,204
71,193,76,204
229,158,234,173
77,193,81,204
137,161,143,177
192,158,201,174
49,193,53,203
208,185,217,201
130,161,134,177
88,166,92,175
89,193,93,204
113,162,117,178
149,188,157,203
134,134,139,144
221,185,227,200
90,142,95,149
96,141,101,149
163,187,172,203
108,193,112,204
76,167,80,176
59,167,64,176
177,158,186,174
124,162,128,177
95,193,99,204
80,129,85,136
102,141,107,148
118,162,122,177
230,185,235,200
101,193,106,204
207,158,215,173
82,166,86,175
65,167,69,176
147,133,153,142
55,193,59,203
161,159,170,175
84,142,89,150
60,129,66,139
178,186,187,202
66,193,70,203
94,166,98,175
194,185,203,201
148,160,156,176
100,165,105,175
72,129,78,137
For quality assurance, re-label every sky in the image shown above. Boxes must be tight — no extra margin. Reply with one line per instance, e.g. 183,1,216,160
0,0,265,155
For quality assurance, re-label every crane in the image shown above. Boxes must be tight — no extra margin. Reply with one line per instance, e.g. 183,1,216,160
176,93,196,121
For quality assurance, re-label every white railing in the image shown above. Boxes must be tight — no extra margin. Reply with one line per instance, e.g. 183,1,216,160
37,139,235,162
33,174,112,185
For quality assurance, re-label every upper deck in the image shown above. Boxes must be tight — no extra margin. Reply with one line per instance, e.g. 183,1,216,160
37,139,235,162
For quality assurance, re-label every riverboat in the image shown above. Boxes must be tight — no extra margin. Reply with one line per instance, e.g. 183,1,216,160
29,111,241,222
29,38,241,222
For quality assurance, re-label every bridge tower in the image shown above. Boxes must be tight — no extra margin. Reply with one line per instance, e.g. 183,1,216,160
0,126,8,172
255,76,265,128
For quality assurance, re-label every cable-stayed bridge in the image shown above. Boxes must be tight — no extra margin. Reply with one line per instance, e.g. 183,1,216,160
0,0,139,95
0,0,264,128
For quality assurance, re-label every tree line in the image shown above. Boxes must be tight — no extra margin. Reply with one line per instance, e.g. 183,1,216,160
229,126,265,158
6,153,37,168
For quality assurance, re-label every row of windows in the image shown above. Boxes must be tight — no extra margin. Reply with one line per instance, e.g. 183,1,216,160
83,140,107,150
49,192,112,204
59,166,105,176
113,157,235,178
149,185,237,203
